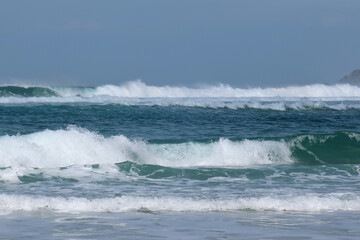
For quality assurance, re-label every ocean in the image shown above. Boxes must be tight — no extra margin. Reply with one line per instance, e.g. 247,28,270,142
1,81,360,239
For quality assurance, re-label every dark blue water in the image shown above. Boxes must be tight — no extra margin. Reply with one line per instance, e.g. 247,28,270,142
2,104,360,138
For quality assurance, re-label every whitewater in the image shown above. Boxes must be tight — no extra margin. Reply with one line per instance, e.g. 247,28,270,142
1,81,360,239
1,81,360,110
50,80,360,98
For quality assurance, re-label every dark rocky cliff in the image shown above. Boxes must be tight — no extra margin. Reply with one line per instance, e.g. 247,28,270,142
339,68,360,85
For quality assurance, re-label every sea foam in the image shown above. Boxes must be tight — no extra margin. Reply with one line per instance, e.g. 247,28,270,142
0,127,293,170
0,193,359,214
2,96,360,111
93,81,360,98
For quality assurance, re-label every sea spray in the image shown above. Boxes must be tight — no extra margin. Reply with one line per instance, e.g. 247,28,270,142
93,81,360,98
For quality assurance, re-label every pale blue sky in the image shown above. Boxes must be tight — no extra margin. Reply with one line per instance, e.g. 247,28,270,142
1,0,360,87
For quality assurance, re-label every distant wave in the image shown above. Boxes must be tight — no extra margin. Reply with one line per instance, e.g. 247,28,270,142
1,81,360,110
2,80,360,98
0,86,58,97
91,80,360,98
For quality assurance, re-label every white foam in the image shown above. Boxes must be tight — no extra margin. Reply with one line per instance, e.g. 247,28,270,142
146,138,293,167
0,127,129,168
93,81,360,98
0,127,293,171
2,96,360,111
2,81,360,110
0,193,359,214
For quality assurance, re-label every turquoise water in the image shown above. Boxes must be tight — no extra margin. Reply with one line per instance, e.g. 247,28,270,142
1,82,360,239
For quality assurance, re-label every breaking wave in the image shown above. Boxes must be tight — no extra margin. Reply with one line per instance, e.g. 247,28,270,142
0,126,293,169
1,82,360,110
0,127,360,171
91,81,360,98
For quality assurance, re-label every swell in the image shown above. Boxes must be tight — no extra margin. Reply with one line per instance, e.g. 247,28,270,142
0,86,58,97
290,132,360,165
0,127,360,170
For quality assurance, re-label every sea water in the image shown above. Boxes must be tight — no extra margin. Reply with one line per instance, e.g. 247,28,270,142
1,81,360,239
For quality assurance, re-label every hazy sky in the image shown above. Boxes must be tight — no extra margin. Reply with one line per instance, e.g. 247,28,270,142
1,0,360,87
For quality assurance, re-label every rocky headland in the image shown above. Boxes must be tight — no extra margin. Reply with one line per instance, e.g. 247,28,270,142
339,68,360,85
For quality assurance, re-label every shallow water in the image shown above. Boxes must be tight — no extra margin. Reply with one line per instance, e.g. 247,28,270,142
1,211,360,240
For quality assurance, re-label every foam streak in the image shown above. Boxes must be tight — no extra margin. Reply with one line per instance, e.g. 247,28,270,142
0,193,359,214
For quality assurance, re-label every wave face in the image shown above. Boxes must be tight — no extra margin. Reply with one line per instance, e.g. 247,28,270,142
0,86,58,97
1,82,360,110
